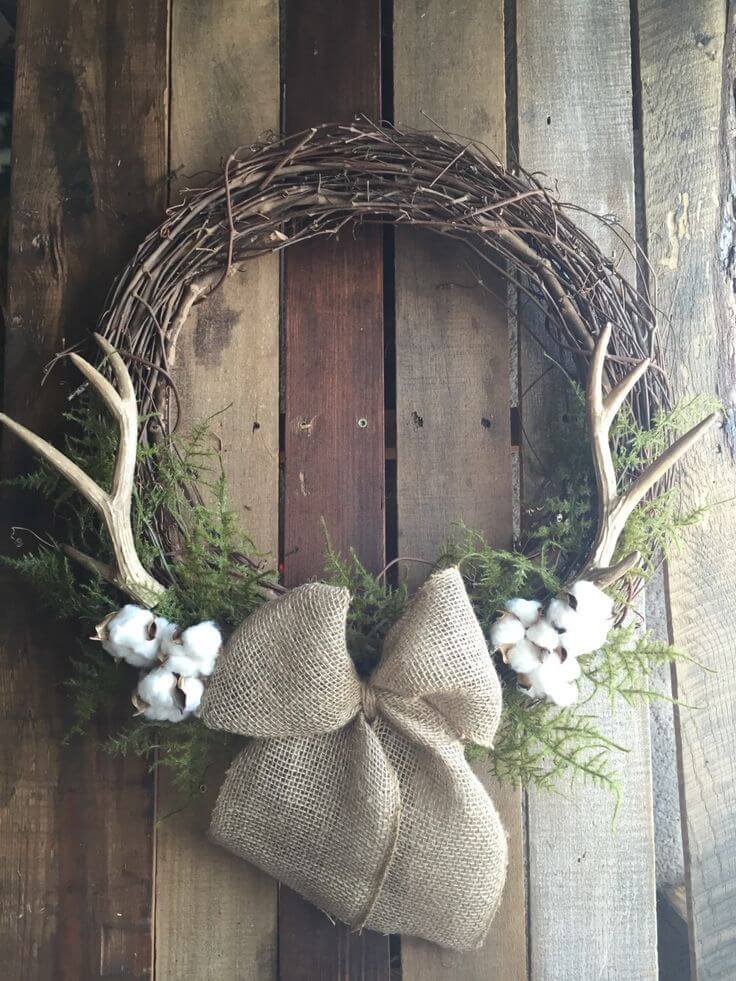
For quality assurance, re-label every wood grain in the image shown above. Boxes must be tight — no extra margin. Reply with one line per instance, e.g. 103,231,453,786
638,3,736,977
280,1,390,977
393,2,526,979
0,1,168,977
155,2,281,978
516,2,658,978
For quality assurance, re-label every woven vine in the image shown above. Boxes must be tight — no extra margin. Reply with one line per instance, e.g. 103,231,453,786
92,120,672,590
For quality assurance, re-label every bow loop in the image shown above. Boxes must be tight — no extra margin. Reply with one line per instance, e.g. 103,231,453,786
373,568,502,748
202,582,362,738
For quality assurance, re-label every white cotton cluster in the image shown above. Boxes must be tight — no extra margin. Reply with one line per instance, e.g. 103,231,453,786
97,605,167,668
488,581,614,707
96,605,222,723
133,669,206,722
160,621,222,678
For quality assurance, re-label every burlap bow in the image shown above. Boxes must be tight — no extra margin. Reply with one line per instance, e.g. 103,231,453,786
201,567,508,950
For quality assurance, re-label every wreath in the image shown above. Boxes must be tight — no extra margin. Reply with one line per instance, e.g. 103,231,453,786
2,121,716,800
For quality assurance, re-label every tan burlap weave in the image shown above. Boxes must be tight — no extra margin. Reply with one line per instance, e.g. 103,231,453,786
201,567,508,950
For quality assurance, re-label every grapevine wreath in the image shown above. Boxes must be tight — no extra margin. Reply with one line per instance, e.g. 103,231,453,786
1,122,718,949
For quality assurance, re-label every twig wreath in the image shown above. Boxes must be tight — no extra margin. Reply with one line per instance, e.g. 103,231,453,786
1,121,718,804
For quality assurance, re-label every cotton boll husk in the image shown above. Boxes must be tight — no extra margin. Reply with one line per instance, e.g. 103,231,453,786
490,613,525,651
179,676,205,715
507,637,542,674
568,580,614,621
525,618,560,653
504,598,542,628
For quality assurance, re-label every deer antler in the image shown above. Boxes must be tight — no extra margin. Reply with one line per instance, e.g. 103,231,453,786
0,334,166,607
579,323,718,587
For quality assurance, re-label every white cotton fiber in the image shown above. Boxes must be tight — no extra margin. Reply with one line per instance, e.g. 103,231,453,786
136,667,184,722
507,637,542,674
559,615,611,659
526,652,579,707
490,614,525,651
504,598,542,628
568,580,614,621
102,605,166,668
525,618,560,653
162,620,223,677
546,597,579,633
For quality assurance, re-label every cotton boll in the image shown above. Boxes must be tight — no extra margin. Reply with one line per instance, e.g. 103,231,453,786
546,597,580,633
98,605,167,668
179,676,205,716
559,615,611,659
527,652,579,707
134,667,184,722
163,649,201,678
504,598,542,628
490,613,525,652
568,580,614,622
546,679,578,707
525,618,560,653
164,620,223,677
159,621,199,677
157,619,180,657
518,672,546,700
559,655,582,683
507,637,542,674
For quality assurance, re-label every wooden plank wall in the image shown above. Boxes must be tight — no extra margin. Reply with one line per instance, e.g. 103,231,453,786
156,2,280,979
393,2,527,980
638,3,736,977
7,2,736,979
280,1,390,978
516,1,658,977
0,1,169,977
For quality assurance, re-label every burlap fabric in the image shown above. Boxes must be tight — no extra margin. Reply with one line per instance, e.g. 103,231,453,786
201,567,507,950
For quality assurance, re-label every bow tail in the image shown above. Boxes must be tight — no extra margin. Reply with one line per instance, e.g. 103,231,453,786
363,718,508,950
209,716,401,930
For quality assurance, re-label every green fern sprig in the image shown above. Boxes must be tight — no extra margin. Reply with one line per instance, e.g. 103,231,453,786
475,687,624,799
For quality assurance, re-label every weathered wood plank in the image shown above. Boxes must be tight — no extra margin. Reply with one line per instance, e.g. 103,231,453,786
639,4,736,977
393,2,526,979
154,2,281,978
279,1,390,978
516,2,658,978
0,2,169,977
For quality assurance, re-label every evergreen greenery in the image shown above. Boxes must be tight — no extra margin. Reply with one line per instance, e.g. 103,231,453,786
2,380,712,802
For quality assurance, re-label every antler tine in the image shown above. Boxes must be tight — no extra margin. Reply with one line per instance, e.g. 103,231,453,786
579,324,719,586
0,337,166,607
71,335,138,505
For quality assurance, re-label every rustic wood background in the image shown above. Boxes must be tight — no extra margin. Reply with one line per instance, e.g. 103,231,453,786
1,1,734,979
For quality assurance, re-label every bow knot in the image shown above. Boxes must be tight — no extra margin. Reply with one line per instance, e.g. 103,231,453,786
360,680,378,722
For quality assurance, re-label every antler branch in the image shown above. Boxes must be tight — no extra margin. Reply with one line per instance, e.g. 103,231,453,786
0,334,166,607
579,323,719,587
